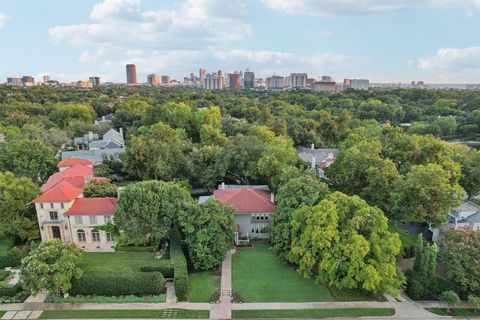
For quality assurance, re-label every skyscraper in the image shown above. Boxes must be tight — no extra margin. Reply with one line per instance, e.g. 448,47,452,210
244,69,255,88
229,73,241,89
89,77,101,87
126,64,137,84
43,75,50,84
147,74,160,86
199,68,206,82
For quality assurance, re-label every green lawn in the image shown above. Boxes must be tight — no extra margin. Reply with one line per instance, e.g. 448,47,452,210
388,224,417,249
39,309,209,319
0,311,5,318
79,251,157,273
233,244,335,302
189,271,220,302
427,308,480,317
232,308,395,318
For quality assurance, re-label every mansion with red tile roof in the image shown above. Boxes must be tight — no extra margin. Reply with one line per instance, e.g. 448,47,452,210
200,183,276,244
32,158,117,251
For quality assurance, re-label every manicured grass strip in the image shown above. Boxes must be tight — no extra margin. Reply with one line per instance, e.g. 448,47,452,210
79,252,158,273
233,308,395,319
233,244,335,302
39,309,209,319
189,271,220,302
0,311,5,318
427,308,480,317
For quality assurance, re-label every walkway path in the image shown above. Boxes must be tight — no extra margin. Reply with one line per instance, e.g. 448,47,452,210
165,282,177,304
210,248,235,319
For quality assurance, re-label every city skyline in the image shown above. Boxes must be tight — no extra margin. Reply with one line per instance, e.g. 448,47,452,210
1,0,480,83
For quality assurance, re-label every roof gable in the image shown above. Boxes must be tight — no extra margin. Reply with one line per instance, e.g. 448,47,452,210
58,158,93,168
65,197,118,215
33,181,83,203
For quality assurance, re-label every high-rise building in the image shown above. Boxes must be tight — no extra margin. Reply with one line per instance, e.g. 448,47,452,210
147,74,160,86
43,75,50,84
266,75,285,89
6,77,22,86
313,81,337,92
77,80,93,88
321,75,334,82
229,73,241,89
203,72,225,89
161,75,170,85
244,69,255,88
306,78,315,89
126,64,137,84
350,79,369,90
22,76,35,87
89,77,101,87
199,68,206,82
286,73,307,89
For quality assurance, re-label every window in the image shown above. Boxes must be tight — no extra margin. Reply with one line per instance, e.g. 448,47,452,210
77,229,86,242
40,203,44,209
106,233,114,242
104,216,111,224
89,216,97,225
49,211,58,221
92,231,100,242
50,203,54,209
74,216,83,225
61,203,64,209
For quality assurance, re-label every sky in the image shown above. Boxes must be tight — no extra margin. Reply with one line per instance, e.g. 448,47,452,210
1,0,480,84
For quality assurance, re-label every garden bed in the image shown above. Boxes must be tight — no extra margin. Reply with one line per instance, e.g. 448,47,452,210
46,294,166,303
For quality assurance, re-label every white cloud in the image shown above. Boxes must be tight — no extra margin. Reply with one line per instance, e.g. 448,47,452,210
418,47,480,71
78,48,107,63
0,11,10,29
262,0,480,17
50,0,250,50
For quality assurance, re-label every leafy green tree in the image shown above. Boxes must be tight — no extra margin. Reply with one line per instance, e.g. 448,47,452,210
468,295,480,312
113,98,150,129
48,103,96,128
0,172,40,240
144,102,193,134
122,122,192,180
83,180,117,198
407,234,438,299
439,290,460,312
289,192,404,295
0,139,57,182
199,124,228,146
257,136,298,183
271,174,330,262
460,150,480,199
179,198,235,270
437,227,480,294
114,181,193,243
393,164,464,224
20,240,83,295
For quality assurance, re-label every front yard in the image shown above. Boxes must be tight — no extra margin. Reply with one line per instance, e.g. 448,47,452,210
188,271,220,302
79,251,159,273
233,243,334,302
39,309,209,319
232,308,395,319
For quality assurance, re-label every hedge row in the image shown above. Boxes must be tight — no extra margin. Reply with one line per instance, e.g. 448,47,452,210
170,232,188,301
0,283,22,297
70,271,165,296
140,264,174,278
0,248,25,269
116,246,158,252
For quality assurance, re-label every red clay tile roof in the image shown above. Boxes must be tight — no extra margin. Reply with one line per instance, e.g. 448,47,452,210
33,181,84,203
58,158,93,168
213,188,275,214
65,198,118,216
41,164,93,192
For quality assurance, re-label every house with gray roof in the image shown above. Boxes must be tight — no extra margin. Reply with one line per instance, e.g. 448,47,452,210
297,144,339,178
63,129,125,163
430,201,480,241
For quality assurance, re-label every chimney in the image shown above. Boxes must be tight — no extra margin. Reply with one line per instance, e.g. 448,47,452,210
311,154,316,169
88,131,94,142
102,116,105,121
119,127,124,138
221,182,225,189
311,143,315,150
270,192,275,203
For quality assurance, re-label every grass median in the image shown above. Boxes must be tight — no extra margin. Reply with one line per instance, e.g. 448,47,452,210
39,309,209,319
232,308,395,318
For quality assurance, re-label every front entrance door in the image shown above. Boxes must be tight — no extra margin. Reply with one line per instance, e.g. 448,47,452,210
51,226,61,240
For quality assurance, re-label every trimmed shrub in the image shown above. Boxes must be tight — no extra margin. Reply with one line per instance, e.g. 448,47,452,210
140,264,175,278
170,232,188,301
0,247,25,269
70,272,165,296
0,283,22,297
115,246,157,252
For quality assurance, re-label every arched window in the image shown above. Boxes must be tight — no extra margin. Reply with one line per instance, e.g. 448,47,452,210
92,230,100,242
77,229,86,242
